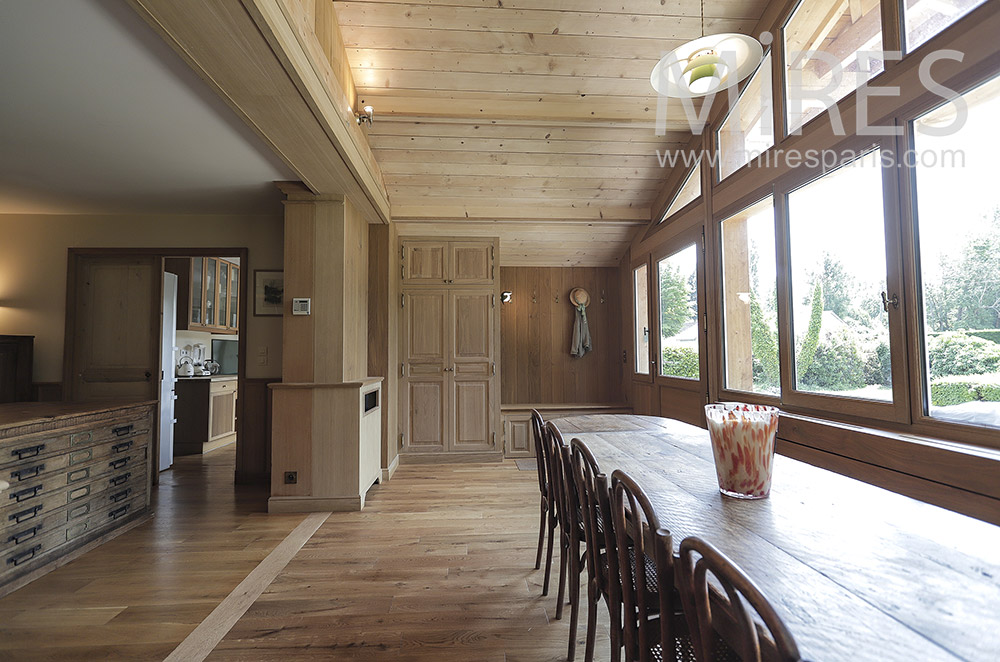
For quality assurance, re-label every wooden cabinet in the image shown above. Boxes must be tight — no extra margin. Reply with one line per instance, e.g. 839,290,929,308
0,401,154,597
174,377,237,455
402,239,495,285
165,257,239,335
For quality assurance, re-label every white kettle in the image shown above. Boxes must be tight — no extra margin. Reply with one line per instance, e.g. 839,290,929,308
177,356,195,377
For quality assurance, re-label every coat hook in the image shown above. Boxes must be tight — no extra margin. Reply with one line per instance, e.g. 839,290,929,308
554,292,560,304
600,289,606,304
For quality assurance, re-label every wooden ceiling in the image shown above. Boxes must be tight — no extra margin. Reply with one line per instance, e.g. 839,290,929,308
334,0,772,265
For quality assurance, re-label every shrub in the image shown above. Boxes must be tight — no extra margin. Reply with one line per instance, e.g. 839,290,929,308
927,332,1000,378
661,346,699,379
750,295,779,390
796,281,823,376
801,332,864,391
968,329,1000,344
930,374,1000,406
863,341,892,387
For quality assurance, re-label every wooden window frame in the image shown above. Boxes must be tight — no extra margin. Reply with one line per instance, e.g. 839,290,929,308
651,224,709,394
631,257,654,382
715,49,775,185
658,161,703,225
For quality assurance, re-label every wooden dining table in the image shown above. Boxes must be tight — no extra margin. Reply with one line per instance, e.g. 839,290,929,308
551,413,1000,662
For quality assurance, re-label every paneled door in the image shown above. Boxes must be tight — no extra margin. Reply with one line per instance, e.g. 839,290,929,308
399,288,497,454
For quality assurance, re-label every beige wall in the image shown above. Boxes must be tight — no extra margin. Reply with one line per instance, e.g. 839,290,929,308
0,213,284,382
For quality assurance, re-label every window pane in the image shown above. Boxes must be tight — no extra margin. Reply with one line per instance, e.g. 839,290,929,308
718,53,774,181
634,264,650,374
721,197,779,394
784,0,884,133
905,0,987,53
657,245,700,379
787,151,892,400
661,162,701,221
912,74,1000,429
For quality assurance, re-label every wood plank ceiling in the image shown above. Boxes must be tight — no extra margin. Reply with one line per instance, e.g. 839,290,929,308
334,0,771,265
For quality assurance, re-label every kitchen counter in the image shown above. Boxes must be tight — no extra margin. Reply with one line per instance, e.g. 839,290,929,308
0,399,158,436
176,375,237,381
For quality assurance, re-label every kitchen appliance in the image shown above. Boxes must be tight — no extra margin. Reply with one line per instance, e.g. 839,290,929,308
177,356,195,377
211,339,239,375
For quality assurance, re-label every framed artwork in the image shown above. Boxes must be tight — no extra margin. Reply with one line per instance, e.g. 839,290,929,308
254,270,284,316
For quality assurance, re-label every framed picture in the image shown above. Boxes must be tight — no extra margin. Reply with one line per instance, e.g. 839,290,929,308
254,270,284,316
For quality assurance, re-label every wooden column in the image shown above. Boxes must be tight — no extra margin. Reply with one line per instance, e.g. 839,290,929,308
269,182,381,513
367,223,400,482
722,218,753,391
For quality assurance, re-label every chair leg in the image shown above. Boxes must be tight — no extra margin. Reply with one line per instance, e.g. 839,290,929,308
583,579,598,662
534,500,546,570
542,517,556,596
568,544,581,660
555,534,568,620
608,600,622,662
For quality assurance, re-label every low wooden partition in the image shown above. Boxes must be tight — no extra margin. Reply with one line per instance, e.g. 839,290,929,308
501,403,632,458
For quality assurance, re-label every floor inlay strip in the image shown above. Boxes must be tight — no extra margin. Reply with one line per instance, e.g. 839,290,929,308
163,511,330,662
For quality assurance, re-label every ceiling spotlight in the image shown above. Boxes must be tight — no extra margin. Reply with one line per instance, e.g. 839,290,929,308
357,104,374,126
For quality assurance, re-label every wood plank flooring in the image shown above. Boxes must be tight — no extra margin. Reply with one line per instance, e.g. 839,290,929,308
210,462,609,661
1,449,607,660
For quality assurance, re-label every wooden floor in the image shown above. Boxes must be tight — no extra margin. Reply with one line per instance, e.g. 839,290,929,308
0,451,608,661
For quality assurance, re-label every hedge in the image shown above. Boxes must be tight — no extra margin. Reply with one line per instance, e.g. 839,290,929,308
930,374,1000,406
969,330,1000,344
927,332,1000,378
661,346,699,379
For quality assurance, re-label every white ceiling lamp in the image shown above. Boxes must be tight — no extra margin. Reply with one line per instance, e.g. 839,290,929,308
651,0,763,98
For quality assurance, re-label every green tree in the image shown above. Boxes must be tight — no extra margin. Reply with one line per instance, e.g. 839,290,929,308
818,254,856,320
797,281,823,377
659,263,689,338
750,293,779,390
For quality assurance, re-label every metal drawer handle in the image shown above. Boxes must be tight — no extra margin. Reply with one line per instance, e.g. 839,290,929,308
109,472,131,487
9,505,42,524
8,525,41,545
10,485,42,503
7,544,41,567
108,504,130,520
112,424,134,437
10,464,44,481
11,444,45,460
109,488,132,503
109,456,131,470
112,440,133,453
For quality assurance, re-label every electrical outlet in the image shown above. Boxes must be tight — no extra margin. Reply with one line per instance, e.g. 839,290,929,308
284,471,297,485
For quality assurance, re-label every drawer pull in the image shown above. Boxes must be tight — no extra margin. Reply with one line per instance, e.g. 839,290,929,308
108,504,130,520
109,472,131,487
9,505,42,524
8,525,41,545
109,488,132,503
11,444,45,460
112,440,133,453
7,544,41,567
112,424,134,437
109,456,131,470
10,485,42,503
10,464,44,481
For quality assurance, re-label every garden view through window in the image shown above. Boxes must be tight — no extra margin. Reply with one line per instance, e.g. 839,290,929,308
721,197,778,394
634,264,650,375
657,245,700,379
786,150,892,400
912,73,1000,430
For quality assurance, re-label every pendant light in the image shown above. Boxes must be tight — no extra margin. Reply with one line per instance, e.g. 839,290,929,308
651,0,763,98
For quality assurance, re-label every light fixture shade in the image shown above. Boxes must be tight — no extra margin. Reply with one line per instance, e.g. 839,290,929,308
651,33,763,98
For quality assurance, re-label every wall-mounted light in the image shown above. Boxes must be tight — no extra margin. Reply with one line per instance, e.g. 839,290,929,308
501,291,512,304
356,104,374,126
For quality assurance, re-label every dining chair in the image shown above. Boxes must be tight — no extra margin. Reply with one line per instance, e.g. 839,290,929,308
544,421,587,660
677,537,802,662
611,469,696,662
531,409,558,597
570,437,623,662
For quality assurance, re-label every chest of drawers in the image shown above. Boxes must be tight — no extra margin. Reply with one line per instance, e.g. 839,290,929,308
0,400,155,597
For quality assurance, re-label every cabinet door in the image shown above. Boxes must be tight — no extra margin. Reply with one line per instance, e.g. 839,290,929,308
204,258,217,327
449,291,495,451
191,258,204,325
219,261,230,331
503,414,534,458
400,290,448,452
450,241,494,284
229,266,239,330
209,389,236,441
403,241,448,284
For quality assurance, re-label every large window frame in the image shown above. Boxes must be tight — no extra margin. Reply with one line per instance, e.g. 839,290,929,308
632,258,654,382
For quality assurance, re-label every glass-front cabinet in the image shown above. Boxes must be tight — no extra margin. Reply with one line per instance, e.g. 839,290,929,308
181,257,240,335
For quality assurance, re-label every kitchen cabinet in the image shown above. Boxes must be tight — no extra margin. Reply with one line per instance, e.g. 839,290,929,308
402,239,495,285
165,258,240,334
174,376,237,455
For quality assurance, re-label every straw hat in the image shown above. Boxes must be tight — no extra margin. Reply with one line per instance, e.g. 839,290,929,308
569,288,591,307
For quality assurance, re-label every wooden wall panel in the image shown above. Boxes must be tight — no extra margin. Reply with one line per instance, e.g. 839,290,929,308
500,267,624,405
237,378,277,484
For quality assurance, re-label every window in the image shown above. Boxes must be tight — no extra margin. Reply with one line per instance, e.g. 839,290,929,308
657,245,700,379
634,264,650,374
718,53,774,181
660,162,701,221
786,150,893,401
911,74,1000,430
784,0,884,133
721,197,778,394
904,0,988,53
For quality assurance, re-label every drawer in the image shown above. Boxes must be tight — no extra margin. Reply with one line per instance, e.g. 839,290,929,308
210,379,236,394
88,416,153,446
2,433,148,488
0,433,73,471
65,490,146,545
0,506,71,556
1,519,67,562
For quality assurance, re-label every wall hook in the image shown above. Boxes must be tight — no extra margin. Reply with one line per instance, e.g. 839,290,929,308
600,289,606,304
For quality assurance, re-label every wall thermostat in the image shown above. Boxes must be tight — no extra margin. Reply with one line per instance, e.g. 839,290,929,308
292,298,312,315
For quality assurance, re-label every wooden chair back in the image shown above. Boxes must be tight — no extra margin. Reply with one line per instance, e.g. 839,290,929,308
611,470,678,662
530,409,548,498
543,421,573,532
570,438,617,600
677,537,802,662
